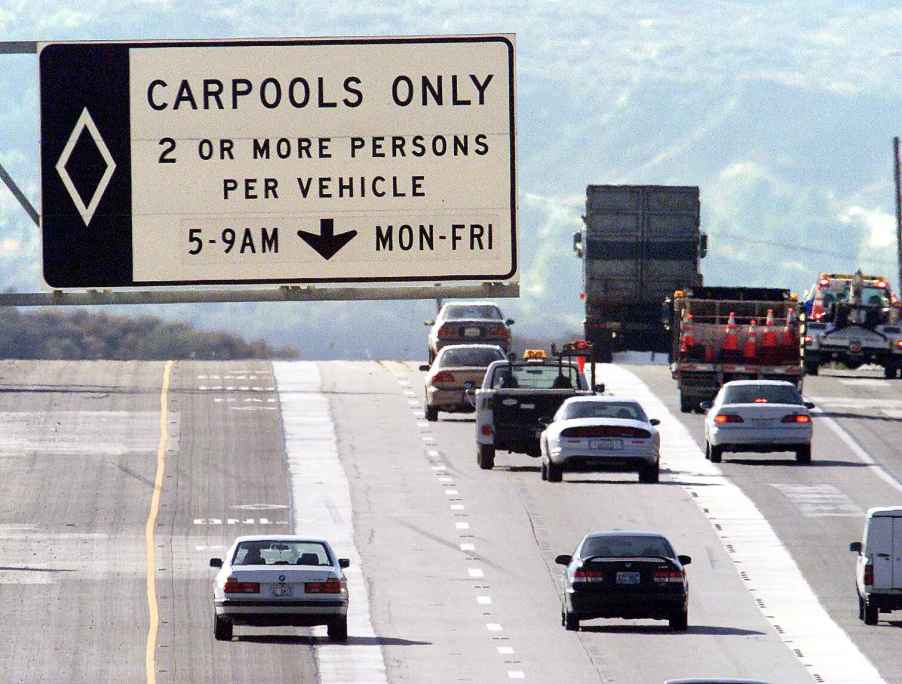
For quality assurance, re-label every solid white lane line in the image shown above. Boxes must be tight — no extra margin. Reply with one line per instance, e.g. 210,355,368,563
604,364,885,684
274,361,387,684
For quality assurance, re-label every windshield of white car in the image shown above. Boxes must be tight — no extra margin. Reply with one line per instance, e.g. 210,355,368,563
443,305,503,320
581,535,674,560
439,347,504,367
560,401,646,421
722,385,803,405
232,540,332,566
490,364,586,390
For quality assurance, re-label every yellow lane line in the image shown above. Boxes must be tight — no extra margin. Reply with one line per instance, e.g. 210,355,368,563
146,360,174,684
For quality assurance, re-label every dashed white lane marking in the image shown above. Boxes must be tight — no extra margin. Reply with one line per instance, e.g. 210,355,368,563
604,364,885,684
445,489,459,495
275,361,387,684
497,646,514,655
456,522,470,530
771,483,863,517
486,623,503,632
477,596,492,605
838,379,889,388
460,543,475,551
508,672,525,680
450,504,465,511
468,568,484,578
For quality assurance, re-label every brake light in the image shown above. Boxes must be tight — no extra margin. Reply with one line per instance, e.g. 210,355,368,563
432,371,455,384
480,424,493,436
224,578,260,594
818,278,830,288
804,335,813,344
864,563,874,586
653,568,683,583
877,280,887,289
488,325,510,338
781,414,811,424
305,578,343,594
896,340,902,349
437,324,456,339
753,398,768,403
714,413,744,424
562,426,650,438
573,567,604,580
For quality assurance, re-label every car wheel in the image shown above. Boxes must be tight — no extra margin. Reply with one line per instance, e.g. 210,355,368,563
477,444,495,470
864,601,879,625
425,405,438,422
709,445,723,463
679,392,693,413
328,615,348,642
639,462,659,483
704,441,711,460
540,460,548,481
213,614,233,641
858,593,865,621
564,610,579,631
669,607,689,631
803,361,819,376
546,461,563,482
796,445,812,464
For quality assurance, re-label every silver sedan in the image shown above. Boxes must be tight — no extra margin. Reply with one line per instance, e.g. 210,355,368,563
210,535,350,641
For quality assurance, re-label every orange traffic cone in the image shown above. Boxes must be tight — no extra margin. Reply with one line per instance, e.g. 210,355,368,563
780,308,798,362
761,309,778,363
721,312,740,362
743,319,758,361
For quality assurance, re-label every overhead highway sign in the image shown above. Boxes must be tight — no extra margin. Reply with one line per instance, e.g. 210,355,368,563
38,36,517,289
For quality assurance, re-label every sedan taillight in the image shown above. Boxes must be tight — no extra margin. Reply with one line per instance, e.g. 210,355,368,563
487,325,510,338
437,324,456,339
573,567,603,581
305,578,343,594
432,371,455,384
224,578,260,593
653,568,684,583
864,563,874,586
714,413,744,424
781,414,811,424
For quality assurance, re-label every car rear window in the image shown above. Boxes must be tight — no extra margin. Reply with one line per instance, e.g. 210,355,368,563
443,305,503,320
490,364,587,390
723,385,802,405
581,535,674,559
233,540,331,566
440,347,504,368
561,401,646,421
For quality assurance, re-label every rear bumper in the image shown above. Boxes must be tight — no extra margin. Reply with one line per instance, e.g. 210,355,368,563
214,598,347,625
566,589,685,619
436,339,510,353
552,449,657,469
709,426,811,449
426,387,476,412
863,592,902,611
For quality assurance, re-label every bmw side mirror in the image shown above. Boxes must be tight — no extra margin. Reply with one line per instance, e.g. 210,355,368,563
339,558,350,568
209,558,223,568
804,401,816,409
554,554,572,566
505,319,515,326
418,364,430,371
699,400,713,411
678,554,692,565
849,542,862,553
650,418,661,426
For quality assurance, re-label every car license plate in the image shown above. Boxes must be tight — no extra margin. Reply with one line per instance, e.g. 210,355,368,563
464,327,481,337
589,438,622,450
849,340,862,353
616,571,640,585
752,418,770,427
273,583,292,597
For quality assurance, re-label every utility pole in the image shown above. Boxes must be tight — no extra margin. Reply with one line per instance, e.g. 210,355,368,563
895,137,902,293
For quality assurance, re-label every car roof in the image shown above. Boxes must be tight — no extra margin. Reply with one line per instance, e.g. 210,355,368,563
563,396,639,404
866,506,902,517
229,534,331,544
722,380,795,387
438,344,505,352
664,680,771,684
584,530,668,540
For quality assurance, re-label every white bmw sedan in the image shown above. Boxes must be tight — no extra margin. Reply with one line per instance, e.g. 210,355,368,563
540,396,661,483
702,380,814,464
210,535,350,642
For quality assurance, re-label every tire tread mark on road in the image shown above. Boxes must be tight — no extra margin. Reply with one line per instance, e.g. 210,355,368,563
145,360,173,684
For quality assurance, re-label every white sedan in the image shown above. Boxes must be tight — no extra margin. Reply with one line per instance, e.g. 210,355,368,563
702,380,814,464
210,535,350,641
540,396,661,483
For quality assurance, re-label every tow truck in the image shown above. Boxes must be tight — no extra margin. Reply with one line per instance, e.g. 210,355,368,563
471,342,602,470
801,271,902,378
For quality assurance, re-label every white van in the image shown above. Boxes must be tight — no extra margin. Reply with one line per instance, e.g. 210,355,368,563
850,506,902,625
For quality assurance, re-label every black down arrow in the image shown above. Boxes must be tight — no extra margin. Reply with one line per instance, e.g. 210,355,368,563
298,218,358,260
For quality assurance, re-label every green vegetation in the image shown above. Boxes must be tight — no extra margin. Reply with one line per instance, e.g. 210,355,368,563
0,309,299,360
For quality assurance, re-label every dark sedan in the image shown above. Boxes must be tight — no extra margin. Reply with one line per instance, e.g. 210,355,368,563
556,531,690,631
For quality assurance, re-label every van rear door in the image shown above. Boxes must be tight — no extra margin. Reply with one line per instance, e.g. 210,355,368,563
868,515,895,590
894,516,902,588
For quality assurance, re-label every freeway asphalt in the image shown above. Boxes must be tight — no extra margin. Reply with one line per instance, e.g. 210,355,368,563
0,359,901,682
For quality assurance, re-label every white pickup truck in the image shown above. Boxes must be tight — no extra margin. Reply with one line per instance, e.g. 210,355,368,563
472,357,598,470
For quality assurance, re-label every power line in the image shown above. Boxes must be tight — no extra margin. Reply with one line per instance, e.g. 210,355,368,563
714,231,897,266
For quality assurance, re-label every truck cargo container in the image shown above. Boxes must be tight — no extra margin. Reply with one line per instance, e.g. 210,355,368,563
574,185,706,361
